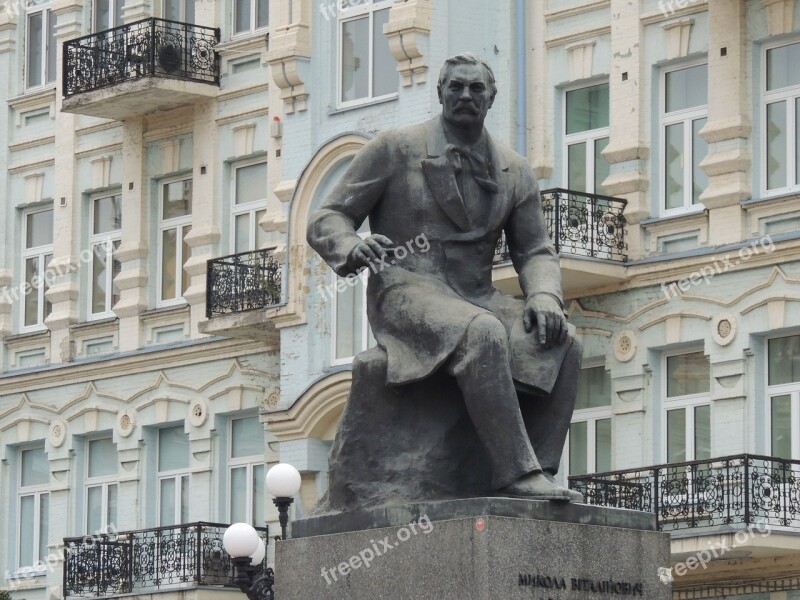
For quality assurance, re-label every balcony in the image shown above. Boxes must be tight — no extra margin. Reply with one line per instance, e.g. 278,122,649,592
63,522,270,598
199,248,283,342
62,18,220,120
569,455,800,591
493,188,628,297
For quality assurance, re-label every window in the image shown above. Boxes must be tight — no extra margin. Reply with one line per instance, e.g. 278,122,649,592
157,426,190,525
231,162,268,254
18,446,49,569
93,0,123,31
763,42,800,194
25,4,56,89
662,63,709,214
664,351,711,462
234,0,268,35
768,334,800,459
564,83,610,195
158,178,192,305
229,417,265,525
85,438,118,534
568,365,612,475
22,208,54,330
331,222,374,364
338,0,396,106
163,0,194,22
89,194,122,318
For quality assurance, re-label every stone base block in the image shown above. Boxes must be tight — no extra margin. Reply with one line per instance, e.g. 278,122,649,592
278,499,671,600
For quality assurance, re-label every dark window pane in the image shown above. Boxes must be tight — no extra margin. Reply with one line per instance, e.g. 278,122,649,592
566,83,609,134
667,352,709,397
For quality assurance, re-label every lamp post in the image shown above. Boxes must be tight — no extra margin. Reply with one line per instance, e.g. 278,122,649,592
223,463,301,600
265,463,302,541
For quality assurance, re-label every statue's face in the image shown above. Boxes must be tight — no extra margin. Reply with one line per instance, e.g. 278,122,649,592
439,63,495,129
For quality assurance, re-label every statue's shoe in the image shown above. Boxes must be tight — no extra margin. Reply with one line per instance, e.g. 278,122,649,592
499,472,579,502
544,472,584,503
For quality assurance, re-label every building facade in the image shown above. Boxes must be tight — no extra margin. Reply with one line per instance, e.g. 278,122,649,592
0,0,798,599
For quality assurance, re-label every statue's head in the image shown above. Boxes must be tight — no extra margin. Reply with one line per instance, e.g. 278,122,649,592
437,53,497,130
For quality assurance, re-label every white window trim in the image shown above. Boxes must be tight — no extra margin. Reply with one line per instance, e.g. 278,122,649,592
662,350,711,462
93,0,122,32
232,0,268,37
21,207,54,334
761,39,800,198
765,333,800,458
17,446,49,572
230,160,268,254
227,416,265,525
156,428,190,526
157,176,192,308
562,81,610,195
336,0,397,110
84,436,118,534
330,229,371,366
25,4,55,90
88,193,122,320
660,60,709,217
566,360,613,476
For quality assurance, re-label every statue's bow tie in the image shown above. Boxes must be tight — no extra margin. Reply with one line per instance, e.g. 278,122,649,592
444,144,500,193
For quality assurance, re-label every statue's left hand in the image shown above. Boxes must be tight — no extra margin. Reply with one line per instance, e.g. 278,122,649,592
523,294,568,348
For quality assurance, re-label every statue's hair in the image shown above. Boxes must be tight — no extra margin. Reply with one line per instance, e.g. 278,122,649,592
437,53,497,99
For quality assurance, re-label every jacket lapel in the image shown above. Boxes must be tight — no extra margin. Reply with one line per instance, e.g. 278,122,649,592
483,132,512,233
422,118,472,232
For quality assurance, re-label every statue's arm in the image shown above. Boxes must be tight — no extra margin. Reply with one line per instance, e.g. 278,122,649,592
504,164,564,306
306,134,393,277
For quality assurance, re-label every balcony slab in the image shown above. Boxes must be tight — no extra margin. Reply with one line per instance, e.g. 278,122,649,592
492,256,628,298
62,77,218,120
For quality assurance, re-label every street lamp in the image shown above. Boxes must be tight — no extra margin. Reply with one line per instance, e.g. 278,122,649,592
265,463,302,541
223,523,275,600
223,463,300,600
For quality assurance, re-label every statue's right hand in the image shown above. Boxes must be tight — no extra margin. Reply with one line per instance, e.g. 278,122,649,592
348,234,395,271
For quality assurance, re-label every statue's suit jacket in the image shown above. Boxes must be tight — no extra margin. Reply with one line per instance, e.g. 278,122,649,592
308,116,573,394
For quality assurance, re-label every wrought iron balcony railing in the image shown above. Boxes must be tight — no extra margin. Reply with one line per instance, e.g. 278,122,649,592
63,522,269,598
569,454,800,532
63,18,220,97
206,248,283,319
494,188,628,264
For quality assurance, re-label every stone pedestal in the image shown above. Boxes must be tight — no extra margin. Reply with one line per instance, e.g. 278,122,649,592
277,498,672,600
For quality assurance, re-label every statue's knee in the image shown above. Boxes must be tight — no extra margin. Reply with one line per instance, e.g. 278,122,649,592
466,314,508,346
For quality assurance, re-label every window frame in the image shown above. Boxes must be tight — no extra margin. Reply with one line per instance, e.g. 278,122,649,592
566,361,613,476
227,416,265,526
17,445,49,572
330,229,373,366
25,3,56,90
232,0,268,37
562,81,611,195
88,192,122,320
84,436,118,535
662,349,711,463
157,175,193,308
336,0,397,109
766,333,800,459
660,60,709,216
230,160,268,255
761,39,800,197
156,426,191,526
93,0,124,32
21,207,54,333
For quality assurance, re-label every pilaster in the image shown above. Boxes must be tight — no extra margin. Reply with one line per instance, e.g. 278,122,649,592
384,0,431,88
266,0,311,113
602,0,650,230
699,0,750,228
115,118,149,351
